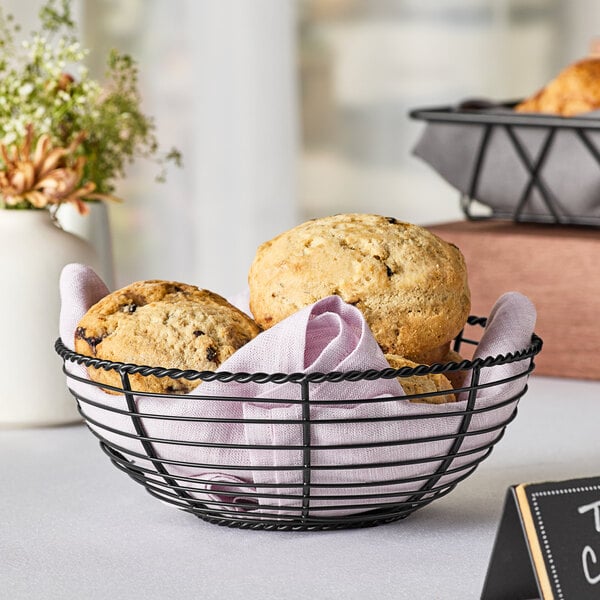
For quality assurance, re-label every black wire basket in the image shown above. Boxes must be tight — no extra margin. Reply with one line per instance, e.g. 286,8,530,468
410,101,600,226
56,316,542,532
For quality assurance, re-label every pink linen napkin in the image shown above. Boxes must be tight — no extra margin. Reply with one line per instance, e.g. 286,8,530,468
458,291,537,402
59,264,537,518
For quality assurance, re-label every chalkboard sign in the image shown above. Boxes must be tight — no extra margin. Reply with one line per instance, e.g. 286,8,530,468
481,476,600,600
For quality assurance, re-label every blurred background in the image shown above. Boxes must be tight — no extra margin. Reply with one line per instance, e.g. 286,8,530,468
5,0,599,295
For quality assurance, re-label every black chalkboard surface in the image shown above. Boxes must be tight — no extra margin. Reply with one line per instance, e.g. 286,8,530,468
481,476,600,600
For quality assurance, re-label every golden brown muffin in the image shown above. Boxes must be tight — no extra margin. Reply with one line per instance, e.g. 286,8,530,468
385,354,456,405
515,57,600,116
248,214,471,364
438,348,467,390
75,280,261,395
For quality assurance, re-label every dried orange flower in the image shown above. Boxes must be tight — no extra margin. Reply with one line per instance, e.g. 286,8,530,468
0,125,119,214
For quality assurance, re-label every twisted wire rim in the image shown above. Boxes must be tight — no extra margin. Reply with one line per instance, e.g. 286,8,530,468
55,316,542,385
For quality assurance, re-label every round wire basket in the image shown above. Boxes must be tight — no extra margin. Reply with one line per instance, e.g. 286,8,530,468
56,316,542,531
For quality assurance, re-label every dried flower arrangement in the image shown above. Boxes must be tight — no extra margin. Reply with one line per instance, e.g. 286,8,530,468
0,0,182,214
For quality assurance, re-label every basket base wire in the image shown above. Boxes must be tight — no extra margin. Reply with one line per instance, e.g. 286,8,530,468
76,379,528,529
73,378,527,530
86,393,524,531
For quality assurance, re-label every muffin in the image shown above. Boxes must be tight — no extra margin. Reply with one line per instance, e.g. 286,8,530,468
75,280,261,394
515,57,600,117
248,214,471,364
385,354,456,405
439,348,467,390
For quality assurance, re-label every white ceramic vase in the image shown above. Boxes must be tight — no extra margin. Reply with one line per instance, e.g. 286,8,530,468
56,201,115,290
0,209,102,428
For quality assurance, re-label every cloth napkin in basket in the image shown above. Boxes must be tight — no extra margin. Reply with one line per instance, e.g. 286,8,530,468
59,264,536,517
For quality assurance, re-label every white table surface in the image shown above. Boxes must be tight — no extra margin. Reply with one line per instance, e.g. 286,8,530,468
1,375,599,600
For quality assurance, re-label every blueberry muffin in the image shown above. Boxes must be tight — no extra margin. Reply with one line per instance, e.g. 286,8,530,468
75,280,261,394
248,214,471,364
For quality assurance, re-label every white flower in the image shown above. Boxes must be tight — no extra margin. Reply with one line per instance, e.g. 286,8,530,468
18,83,34,97
14,121,27,137
2,132,16,145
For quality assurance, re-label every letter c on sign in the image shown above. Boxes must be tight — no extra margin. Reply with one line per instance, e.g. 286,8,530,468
582,546,600,585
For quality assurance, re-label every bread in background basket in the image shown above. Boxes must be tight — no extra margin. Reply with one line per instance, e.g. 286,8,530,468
411,55,600,226
515,57,600,117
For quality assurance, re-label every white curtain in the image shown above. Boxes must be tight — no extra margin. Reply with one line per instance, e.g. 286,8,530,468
1,0,299,296
185,1,300,297
298,0,567,226
84,0,299,296
4,0,600,294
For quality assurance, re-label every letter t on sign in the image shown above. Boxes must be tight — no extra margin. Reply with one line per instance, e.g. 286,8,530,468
578,501,600,532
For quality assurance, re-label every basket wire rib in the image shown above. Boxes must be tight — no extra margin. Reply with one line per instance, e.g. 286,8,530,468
466,122,563,222
56,316,542,531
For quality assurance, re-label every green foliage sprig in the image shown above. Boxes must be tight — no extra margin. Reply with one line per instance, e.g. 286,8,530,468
0,0,182,205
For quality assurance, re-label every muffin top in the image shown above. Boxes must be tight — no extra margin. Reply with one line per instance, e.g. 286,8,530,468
75,280,261,394
248,214,470,362
385,354,456,404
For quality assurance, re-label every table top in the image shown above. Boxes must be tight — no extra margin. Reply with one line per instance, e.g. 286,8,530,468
2,375,599,600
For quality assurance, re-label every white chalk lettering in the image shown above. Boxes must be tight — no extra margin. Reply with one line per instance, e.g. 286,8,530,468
582,546,600,585
578,500,600,532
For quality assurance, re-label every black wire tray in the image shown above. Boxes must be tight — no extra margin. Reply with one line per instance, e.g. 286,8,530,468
410,101,600,226
56,316,542,531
